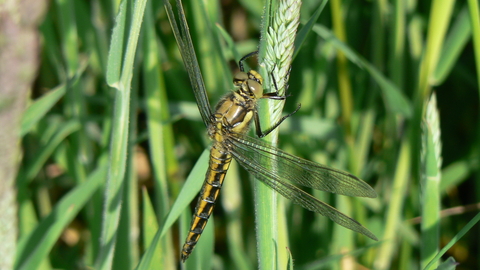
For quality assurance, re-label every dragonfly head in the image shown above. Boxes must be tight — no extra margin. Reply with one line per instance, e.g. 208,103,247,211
233,70,264,99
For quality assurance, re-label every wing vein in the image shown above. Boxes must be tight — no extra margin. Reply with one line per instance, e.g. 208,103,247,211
229,146,378,240
164,0,213,126
228,134,377,198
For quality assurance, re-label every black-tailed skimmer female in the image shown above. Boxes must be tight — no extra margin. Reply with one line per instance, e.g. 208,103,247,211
164,0,378,262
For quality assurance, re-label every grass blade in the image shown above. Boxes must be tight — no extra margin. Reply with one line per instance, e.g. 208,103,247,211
95,0,147,268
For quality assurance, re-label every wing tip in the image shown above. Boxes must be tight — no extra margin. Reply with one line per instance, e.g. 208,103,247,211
362,228,379,241
365,188,378,198
347,173,377,198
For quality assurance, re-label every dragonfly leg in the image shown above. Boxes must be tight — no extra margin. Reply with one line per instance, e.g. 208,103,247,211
254,64,301,138
254,103,301,138
261,64,291,100
239,51,259,72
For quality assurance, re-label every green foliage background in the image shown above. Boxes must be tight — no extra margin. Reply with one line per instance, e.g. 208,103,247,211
13,0,480,269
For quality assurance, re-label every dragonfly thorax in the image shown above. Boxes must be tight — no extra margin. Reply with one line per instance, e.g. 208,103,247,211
210,90,256,140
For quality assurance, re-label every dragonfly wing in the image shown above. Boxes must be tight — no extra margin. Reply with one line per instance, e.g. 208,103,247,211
164,0,212,126
227,134,377,198
230,144,378,240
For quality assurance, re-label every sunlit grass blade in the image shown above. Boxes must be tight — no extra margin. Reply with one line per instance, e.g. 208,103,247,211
374,139,411,270
466,0,480,267
136,149,209,269
433,5,472,84
286,247,294,270
141,188,162,267
330,0,354,130
416,0,455,100
184,0,231,99
95,0,147,268
221,161,251,270
296,242,381,270
294,1,327,59
435,257,458,270
216,24,242,65
55,0,91,188
467,0,480,90
20,60,86,137
19,120,81,184
112,70,140,269
54,0,79,76
424,212,480,270
142,1,176,268
441,160,477,193
15,166,106,270
420,93,442,269
256,0,302,268
105,0,127,87
388,0,406,95
312,25,412,117
255,0,278,267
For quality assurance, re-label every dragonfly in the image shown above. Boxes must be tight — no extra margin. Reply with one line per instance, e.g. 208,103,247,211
164,0,378,262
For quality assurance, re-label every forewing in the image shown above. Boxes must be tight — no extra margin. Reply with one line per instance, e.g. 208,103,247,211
227,135,377,198
164,0,212,126
229,142,378,240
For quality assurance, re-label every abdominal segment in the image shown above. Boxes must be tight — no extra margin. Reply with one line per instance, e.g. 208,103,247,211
181,143,232,262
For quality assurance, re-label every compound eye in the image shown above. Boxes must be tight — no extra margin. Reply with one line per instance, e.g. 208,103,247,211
247,80,263,98
233,72,248,86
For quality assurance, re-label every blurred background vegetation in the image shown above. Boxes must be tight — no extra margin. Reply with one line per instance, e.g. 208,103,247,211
9,0,480,269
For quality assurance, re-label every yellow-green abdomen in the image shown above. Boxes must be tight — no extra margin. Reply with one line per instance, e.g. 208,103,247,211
181,142,232,262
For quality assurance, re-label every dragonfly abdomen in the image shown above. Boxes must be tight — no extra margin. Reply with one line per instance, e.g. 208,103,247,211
181,142,233,262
